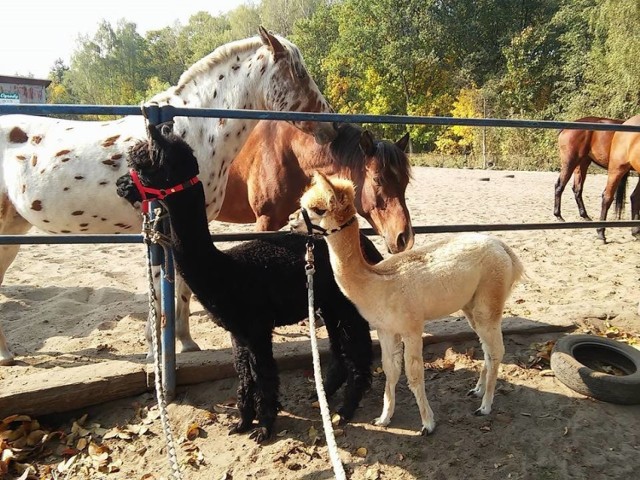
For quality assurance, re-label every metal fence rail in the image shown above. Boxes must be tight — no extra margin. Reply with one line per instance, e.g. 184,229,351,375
3,103,640,133
2,102,639,399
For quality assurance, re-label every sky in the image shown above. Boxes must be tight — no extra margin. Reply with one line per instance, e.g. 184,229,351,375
1,0,252,79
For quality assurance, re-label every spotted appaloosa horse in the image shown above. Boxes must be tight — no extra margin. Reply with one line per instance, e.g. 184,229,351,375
554,116,623,221
0,27,335,366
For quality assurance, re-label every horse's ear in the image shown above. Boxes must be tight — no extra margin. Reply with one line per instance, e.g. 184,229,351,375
359,130,376,156
258,26,286,59
396,132,410,152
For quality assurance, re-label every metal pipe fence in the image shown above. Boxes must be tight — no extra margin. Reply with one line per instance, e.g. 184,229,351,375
2,102,640,398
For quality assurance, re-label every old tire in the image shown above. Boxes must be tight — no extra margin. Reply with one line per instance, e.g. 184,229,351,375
550,334,640,404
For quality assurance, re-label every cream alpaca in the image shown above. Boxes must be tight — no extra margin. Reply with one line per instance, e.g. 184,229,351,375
289,172,524,434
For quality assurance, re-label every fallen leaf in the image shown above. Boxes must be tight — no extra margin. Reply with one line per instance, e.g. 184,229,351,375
355,447,368,457
331,414,342,425
186,422,201,441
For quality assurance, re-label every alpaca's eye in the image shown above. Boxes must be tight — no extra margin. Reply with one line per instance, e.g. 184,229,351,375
311,207,326,216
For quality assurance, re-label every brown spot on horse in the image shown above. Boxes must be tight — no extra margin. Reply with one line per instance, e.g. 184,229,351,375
72,210,84,216
31,135,43,145
102,135,120,148
9,127,28,143
31,200,43,211
56,149,71,157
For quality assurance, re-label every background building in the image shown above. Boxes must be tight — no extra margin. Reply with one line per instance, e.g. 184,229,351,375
0,75,51,104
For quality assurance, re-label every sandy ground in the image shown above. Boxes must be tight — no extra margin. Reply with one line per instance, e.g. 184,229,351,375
1,167,640,479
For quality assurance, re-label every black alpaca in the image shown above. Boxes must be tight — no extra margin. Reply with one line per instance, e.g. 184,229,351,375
117,122,382,443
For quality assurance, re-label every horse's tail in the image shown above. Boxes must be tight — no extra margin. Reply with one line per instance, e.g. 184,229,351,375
614,171,630,220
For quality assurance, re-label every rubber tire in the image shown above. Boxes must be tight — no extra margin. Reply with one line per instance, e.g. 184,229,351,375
550,334,640,405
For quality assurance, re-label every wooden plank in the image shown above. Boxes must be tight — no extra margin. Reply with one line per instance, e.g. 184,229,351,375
0,317,576,418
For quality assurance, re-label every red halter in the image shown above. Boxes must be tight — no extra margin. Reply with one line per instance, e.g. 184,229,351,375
130,169,200,213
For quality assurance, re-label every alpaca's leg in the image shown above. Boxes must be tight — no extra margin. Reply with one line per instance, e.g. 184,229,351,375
374,329,403,427
322,302,373,423
471,319,505,415
403,334,435,435
174,275,200,352
229,336,257,434
248,334,280,443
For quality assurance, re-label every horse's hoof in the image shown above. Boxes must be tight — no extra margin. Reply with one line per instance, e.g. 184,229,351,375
178,339,201,353
555,215,565,222
0,356,16,366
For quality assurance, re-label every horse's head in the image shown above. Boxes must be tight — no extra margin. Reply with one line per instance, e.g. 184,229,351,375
255,27,336,144
117,122,200,204
354,130,414,253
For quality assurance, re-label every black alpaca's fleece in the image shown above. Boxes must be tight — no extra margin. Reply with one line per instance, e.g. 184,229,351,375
118,126,382,443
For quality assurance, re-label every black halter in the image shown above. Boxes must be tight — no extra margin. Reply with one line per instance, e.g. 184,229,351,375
301,207,357,237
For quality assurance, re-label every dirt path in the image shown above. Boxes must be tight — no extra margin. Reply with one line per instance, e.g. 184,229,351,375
1,167,639,479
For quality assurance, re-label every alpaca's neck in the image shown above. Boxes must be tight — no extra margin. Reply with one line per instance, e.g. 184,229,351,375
162,184,229,306
324,222,374,287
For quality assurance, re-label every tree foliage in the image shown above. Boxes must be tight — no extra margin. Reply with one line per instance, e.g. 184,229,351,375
46,0,640,167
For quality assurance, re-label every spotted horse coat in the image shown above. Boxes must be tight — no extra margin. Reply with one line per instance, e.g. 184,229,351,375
0,27,335,365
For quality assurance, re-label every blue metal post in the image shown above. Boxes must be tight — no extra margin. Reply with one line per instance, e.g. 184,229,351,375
145,105,177,401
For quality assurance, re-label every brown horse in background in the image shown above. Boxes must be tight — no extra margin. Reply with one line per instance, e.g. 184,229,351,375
596,114,640,243
216,121,414,253
554,116,623,221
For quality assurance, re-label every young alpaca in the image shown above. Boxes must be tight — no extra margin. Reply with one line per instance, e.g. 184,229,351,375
116,123,382,443
289,172,524,435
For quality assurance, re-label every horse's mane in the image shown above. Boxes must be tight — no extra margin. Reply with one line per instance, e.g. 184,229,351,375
177,36,289,88
329,124,412,182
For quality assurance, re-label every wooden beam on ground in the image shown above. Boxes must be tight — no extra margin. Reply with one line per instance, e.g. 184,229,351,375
0,317,576,418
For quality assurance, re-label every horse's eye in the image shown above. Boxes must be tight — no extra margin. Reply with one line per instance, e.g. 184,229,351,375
311,207,326,216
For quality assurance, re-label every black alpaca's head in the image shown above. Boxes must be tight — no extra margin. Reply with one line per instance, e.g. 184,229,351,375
116,121,200,205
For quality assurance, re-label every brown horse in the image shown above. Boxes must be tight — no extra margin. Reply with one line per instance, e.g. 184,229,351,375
216,121,414,253
596,114,640,243
554,116,623,221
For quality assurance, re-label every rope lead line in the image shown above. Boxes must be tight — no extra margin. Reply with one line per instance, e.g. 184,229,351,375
305,240,347,480
143,210,183,480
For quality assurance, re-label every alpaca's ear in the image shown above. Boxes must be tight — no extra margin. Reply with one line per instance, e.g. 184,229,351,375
312,171,338,208
396,132,410,152
360,130,376,156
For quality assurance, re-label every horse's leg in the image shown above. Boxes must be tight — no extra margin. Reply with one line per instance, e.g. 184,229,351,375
554,152,579,221
572,161,592,220
174,274,200,352
0,198,32,365
144,268,200,356
597,167,629,243
630,177,640,239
